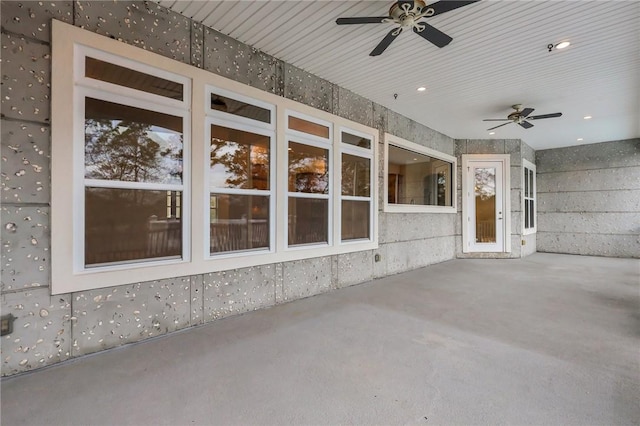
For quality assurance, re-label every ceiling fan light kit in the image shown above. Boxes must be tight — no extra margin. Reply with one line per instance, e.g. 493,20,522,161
483,104,563,131
336,0,481,56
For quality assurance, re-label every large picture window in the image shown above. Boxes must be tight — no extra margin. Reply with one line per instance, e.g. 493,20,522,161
384,134,456,213
51,21,377,294
523,159,537,234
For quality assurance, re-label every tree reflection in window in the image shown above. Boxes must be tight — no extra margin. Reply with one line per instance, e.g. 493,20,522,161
83,98,184,266
84,98,183,184
288,141,328,194
210,126,269,190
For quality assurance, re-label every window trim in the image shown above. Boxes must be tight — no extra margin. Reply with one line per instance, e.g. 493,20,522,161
339,126,374,243
51,20,378,295
73,49,192,276
383,133,457,214
285,111,333,249
522,159,537,235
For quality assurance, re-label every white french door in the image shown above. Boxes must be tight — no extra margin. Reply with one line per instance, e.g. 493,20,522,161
462,155,510,253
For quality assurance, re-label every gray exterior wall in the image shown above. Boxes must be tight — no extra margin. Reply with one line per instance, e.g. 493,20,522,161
454,139,537,258
536,139,640,258
1,1,457,376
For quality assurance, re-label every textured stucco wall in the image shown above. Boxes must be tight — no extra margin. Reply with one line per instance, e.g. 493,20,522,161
536,139,640,258
454,139,536,258
0,1,457,376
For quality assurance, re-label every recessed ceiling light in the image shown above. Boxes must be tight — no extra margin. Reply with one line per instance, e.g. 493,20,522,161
489,132,495,135
417,87,427,92
583,115,592,120
413,158,418,161
577,138,583,141
556,41,571,49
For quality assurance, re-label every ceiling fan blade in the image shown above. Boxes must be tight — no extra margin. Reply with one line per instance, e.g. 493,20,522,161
370,28,402,56
520,107,534,118
519,121,534,129
529,112,563,120
336,16,390,25
487,122,513,131
425,0,481,16
413,23,452,48
483,119,510,122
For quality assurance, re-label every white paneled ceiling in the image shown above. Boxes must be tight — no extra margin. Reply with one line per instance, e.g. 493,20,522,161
156,0,640,150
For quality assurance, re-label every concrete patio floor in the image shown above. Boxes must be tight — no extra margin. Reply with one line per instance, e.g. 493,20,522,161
1,253,639,425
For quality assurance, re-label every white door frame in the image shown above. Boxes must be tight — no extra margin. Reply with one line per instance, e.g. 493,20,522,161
462,154,511,253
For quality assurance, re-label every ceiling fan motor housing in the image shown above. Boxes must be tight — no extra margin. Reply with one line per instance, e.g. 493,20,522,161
389,0,427,20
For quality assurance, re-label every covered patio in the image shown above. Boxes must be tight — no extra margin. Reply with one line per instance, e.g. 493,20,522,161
2,253,638,425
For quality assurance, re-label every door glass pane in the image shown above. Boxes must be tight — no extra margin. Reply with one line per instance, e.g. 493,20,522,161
84,98,183,185
209,194,269,254
341,154,370,197
288,197,328,246
288,142,329,194
475,167,496,243
341,200,370,241
85,188,182,266
210,125,270,190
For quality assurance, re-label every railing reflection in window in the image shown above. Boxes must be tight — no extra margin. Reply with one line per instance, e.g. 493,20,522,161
85,188,182,266
209,194,269,254
288,198,328,245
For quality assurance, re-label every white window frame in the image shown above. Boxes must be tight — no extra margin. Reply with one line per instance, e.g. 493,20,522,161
56,39,193,289
205,115,276,258
51,20,378,295
339,127,375,244
383,133,457,214
522,159,537,235
285,110,333,249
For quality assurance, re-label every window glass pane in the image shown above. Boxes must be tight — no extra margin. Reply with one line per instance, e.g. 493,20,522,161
342,154,370,197
85,98,183,185
529,169,534,198
288,142,329,194
210,194,269,254
85,57,183,101
342,200,370,241
210,126,270,190
288,116,330,139
387,145,452,206
524,168,529,197
85,188,182,266
525,199,530,228
530,200,535,228
474,167,496,243
288,198,328,245
211,93,271,124
342,131,371,149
